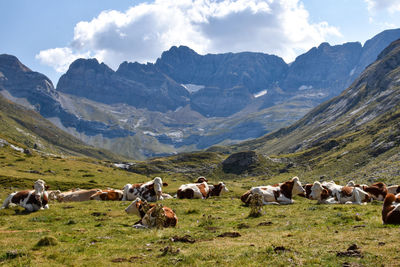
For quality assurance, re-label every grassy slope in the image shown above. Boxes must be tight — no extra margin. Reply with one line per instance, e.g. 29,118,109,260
0,143,399,266
0,95,123,161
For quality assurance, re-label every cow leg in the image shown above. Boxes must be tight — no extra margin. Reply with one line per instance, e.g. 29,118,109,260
261,200,280,205
1,193,15,209
277,195,294,205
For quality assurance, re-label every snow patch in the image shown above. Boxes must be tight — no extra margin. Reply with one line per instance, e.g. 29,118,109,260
298,85,313,90
143,131,159,137
134,118,145,129
10,144,24,153
349,67,356,76
182,84,205,93
253,90,267,98
166,131,183,138
175,106,183,112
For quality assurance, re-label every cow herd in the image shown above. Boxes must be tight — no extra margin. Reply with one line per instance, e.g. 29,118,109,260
1,176,400,227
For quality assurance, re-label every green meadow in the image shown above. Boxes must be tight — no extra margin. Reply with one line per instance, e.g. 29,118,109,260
1,146,399,266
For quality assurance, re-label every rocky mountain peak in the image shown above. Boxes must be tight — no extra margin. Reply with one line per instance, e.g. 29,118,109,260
0,54,31,73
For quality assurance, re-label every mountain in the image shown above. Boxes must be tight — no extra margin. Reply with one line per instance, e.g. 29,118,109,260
0,54,134,140
3,29,400,160
225,38,400,183
0,94,123,161
57,58,190,112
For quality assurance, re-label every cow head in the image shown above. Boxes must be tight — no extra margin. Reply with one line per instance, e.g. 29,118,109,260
48,190,61,201
33,179,46,202
310,181,323,200
346,180,356,187
291,177,305,195
125,198,143,217
153,177,164,200
196,177,208,183
218,182,229,194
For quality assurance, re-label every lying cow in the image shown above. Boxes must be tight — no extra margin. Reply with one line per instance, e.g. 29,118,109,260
90,189,124,201
208,182,229,197
347,181,387,201
1,179,49,212
309,181,338,204
241,176,305,205
382,193,400,224
387,185,400,195
58,189,102,202
125,198,177,228
177,181,209,199
122,177,168,202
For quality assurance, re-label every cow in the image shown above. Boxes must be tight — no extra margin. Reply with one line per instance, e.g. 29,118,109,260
208,182,229,197
1,179,49,212
177,181,210,199
387,185,400,195
241,176,305,205
347,181,387,201
58,189,102,202
382,193,400,224
125,198,177,228
122,177,168,202
309,181,338,204
90,189,124,201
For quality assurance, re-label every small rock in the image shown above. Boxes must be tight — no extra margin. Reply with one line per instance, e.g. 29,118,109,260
217,232,241,238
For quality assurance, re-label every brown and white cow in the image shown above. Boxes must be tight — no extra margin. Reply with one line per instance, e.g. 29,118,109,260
122,177,168,202
90,189,124,201
177,181,210,199
347,181,387,201
125,198,177,228
241,177,305,205
58,189,102,202
1,179,49,212
382,193,400,224
387,185,400,195
309,181,338,204
208,182,229,197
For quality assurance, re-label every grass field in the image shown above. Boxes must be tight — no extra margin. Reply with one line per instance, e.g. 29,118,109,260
1,143,400,266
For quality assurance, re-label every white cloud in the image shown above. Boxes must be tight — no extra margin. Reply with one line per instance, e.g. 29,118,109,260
35,47,91,73
36,0,341,73
364,0,400,13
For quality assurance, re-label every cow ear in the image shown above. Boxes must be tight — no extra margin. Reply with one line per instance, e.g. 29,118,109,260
32,186,35,189
45,185,50,190
163,182,168,186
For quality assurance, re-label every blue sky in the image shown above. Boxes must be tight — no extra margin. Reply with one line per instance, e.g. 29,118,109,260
1,0,400,85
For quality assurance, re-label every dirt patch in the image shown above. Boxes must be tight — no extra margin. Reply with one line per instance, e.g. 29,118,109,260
62,206,74,209
91,212,106,217
274,246,289,253
352,225,366,228
217,232,241,238
111,256,142,263
204,226,219,231
170,235,195,244
258,221,273,226
336,244,363,258
237,223,250,229
159,246,180,256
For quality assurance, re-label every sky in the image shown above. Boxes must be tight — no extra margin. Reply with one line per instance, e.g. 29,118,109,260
1,0,400,85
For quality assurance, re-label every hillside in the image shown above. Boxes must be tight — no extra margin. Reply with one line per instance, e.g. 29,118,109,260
227,39,400,184
0,95,123,161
